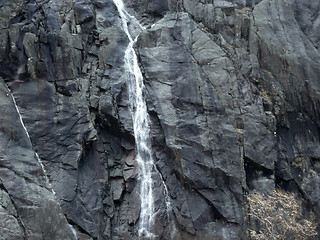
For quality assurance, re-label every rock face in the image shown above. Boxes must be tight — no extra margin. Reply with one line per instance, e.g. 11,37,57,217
0,0,319,239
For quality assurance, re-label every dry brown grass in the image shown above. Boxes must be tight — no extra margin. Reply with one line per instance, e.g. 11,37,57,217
247,189,318,240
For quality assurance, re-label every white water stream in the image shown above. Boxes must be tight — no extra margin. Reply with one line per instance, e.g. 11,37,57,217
5,67,78,240
6,86,48,177
112,0,174,238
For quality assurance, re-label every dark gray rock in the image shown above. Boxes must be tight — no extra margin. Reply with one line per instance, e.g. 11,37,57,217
248,0,320,215
137,12,246,237
0,0,320,239
0,79,76,240
0,188,24,240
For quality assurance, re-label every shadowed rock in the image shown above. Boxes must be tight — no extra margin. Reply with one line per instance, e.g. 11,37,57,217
0,0,319,239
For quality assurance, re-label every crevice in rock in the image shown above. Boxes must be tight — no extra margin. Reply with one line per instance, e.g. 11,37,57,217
275,175,316,213
68,138,108,238
311,157,320,173
66,218,91,239
244,156,274,191
54,81,73,96
275,175,301,193
195,189,226,222
95,113,130,141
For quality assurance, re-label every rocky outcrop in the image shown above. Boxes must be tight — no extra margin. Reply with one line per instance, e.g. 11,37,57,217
0,79,76,240
0,0,319,239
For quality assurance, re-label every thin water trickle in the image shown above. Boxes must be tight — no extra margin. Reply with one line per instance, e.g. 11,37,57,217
6,79,78,240
6,85,53,190
112,0,175,238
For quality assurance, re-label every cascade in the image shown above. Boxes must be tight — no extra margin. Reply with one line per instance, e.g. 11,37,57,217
8,86,78,239
5,69,78,240
6,85,49,179
112,0,174,238
6,65,54,192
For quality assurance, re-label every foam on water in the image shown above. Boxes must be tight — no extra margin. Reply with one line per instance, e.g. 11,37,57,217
112,0,175,238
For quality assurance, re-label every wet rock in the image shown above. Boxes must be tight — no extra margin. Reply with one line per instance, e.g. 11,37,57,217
0,0,320,239
0,78,76,240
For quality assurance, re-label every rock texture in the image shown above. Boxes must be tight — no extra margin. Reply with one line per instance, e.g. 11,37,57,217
0,0,319,239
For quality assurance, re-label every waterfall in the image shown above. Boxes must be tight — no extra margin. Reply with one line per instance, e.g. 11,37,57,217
112,0,154,237
6,85,49,179
112,0,174,238
5,71,78,240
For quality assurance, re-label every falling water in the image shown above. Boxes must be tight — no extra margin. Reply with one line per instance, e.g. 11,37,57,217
5,69,78,240
6,85,49,177
112,0,174,238
112,0,154,237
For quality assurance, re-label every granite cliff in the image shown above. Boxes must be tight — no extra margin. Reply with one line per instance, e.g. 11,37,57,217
0,0,319,239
